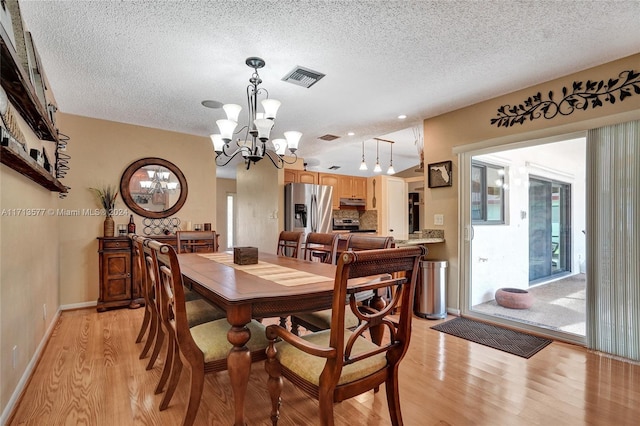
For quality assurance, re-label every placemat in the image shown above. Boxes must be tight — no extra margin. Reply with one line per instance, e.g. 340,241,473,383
197,253,330,286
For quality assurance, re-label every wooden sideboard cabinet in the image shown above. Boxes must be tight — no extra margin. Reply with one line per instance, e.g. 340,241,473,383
96,234,192,311
97,237,143,311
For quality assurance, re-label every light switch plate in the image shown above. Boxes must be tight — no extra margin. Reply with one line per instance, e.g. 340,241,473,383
434,214,444,225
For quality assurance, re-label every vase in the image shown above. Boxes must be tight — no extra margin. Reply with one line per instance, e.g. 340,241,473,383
103,216,115,237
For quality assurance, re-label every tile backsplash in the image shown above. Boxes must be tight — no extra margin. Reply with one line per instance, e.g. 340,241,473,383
332,209,378,231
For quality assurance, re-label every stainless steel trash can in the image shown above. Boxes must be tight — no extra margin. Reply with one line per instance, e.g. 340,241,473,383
415,260,447,319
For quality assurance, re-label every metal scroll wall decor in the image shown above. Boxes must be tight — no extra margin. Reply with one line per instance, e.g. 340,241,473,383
56,132,71,198
491,69,639,128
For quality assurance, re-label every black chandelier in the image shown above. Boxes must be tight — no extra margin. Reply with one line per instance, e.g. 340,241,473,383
210,57,301,170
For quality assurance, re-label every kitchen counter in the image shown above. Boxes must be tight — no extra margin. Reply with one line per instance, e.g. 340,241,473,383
394,238,445,246
333,233,444,245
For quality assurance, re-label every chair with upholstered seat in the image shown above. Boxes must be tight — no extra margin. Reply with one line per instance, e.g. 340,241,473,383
290,234,394,336
265,246,426,426
176,230,219,253
276,231,304,259
137,238,225,397
151,241,270,426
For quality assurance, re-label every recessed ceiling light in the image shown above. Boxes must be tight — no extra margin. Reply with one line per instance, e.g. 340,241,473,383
347,132,355,136
397,114,407,120
202,100,223,109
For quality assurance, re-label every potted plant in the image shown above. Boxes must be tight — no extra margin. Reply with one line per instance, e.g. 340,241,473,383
89,185,118,237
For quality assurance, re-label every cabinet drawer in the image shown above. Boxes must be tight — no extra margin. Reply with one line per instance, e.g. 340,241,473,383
102,240,129,250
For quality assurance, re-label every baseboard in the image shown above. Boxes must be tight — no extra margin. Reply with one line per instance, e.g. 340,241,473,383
0,307,62,425
60,300,97,311
447,307,461,316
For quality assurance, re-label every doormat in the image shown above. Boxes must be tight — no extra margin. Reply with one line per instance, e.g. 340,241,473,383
430,317,552,358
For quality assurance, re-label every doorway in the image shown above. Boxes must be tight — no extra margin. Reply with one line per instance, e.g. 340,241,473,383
528,177,571,282
462,136,586,343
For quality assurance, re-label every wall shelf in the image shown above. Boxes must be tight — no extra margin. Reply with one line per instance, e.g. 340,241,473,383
1,145,67,192
0,26,57,142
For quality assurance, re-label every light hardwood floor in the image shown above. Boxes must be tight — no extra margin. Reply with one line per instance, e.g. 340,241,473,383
7,308,640,425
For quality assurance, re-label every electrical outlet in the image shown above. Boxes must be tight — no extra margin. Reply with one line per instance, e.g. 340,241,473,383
434,214,444,226
12,345,18,369
43,304,47,321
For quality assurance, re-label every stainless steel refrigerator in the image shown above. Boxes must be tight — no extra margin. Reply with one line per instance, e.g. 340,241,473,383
284,183,334,236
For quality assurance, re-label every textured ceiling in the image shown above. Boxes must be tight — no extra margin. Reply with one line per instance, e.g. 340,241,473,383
16,0,640,179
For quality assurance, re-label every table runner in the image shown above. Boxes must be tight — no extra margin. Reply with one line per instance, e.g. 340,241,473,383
197,253,331,286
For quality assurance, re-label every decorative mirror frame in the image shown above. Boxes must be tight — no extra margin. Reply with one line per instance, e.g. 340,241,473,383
120,157,188,219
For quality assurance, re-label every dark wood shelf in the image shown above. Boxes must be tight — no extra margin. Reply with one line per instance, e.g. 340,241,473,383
0,26,58,142
1,145,67,192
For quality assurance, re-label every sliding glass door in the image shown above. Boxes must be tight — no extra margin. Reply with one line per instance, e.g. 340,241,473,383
529,177,571,282
462,136,586,343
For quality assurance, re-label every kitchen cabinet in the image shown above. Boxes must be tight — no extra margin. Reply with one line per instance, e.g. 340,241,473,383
338,175,367,199
318,172,340,209
284,169,318,184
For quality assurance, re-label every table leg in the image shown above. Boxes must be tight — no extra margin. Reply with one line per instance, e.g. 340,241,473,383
226,306,252,426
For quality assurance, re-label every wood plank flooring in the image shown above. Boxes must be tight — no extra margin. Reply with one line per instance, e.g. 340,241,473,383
7,308,640,425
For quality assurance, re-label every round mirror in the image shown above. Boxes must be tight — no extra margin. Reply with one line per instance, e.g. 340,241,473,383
120,157,188,219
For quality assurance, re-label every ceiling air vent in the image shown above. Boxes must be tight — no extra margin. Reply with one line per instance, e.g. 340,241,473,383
318,134,340,141
282,66,325,88
328,165,341,170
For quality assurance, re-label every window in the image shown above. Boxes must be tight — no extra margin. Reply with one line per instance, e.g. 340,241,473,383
471,161,505,224
226,193,235,250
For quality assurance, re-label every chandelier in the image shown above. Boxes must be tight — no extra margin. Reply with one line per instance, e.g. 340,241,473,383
140,168,179,194
210,57,301,170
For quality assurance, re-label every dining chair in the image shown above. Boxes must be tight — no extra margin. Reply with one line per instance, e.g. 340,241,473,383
152,241,270,426
176,230,219,253
290,234,395,336
276,231,304,258
138,238,225,395
302,232,340,264
265,246,426,426
131,235,153,347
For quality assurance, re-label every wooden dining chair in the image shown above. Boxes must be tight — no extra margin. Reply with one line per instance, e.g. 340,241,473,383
176,230,219,253
265,246,426,426
290,234,395,335
131,235,154,348
152,241,270,426
276,231,304,258
302,232,340,264
138,238,225,395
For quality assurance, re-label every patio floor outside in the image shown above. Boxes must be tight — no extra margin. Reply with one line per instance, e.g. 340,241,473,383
472,273,586,336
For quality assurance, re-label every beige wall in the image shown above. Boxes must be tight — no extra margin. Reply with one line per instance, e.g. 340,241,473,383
55,113,217,305
422,53,640,311
235,160,284,254
1,107,60,414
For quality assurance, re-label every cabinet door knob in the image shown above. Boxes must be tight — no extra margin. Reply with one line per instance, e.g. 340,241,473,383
126,273,131,278
114,242,120,247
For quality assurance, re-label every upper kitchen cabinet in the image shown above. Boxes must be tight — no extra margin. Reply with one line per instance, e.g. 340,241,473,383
318,172,340,209
284,169,318,185
338,175,367,199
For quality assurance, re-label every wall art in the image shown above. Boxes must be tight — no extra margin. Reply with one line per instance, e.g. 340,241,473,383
428,160,453,188
491,69,639,128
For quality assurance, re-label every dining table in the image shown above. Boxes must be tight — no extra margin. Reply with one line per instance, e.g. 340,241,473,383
178,250,340,426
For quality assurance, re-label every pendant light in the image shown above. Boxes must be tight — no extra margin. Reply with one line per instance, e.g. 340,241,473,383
373,140,382,173
359,140,368,170
386,142,395,175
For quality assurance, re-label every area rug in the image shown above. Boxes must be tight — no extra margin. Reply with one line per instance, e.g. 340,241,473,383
430,317,552,358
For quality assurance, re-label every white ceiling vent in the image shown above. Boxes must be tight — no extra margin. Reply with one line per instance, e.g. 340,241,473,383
282,66,325,88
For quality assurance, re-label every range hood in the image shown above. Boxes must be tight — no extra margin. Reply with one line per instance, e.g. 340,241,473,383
339,197,366,207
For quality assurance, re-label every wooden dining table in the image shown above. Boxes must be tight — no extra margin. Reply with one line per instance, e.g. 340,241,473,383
178,251,338,426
